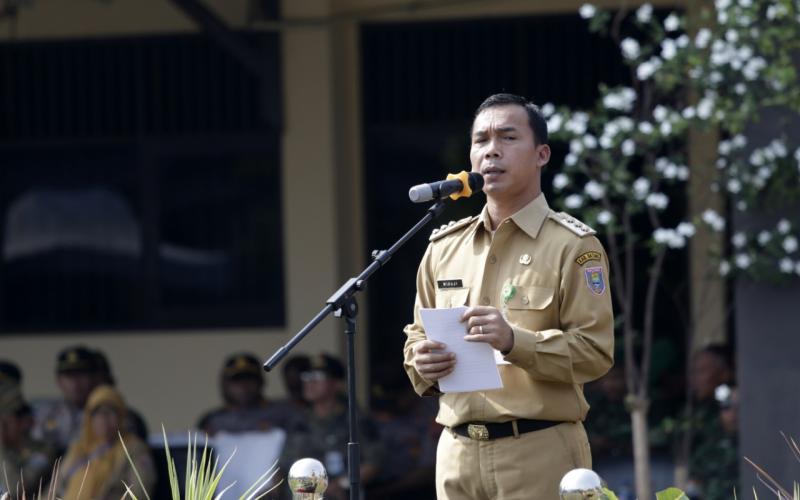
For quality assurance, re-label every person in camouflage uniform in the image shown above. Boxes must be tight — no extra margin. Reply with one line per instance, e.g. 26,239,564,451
197,353,302,435
0,368,57,499
279,354,383,500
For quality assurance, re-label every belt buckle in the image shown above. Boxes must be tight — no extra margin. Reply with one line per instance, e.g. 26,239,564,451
467,423,490,441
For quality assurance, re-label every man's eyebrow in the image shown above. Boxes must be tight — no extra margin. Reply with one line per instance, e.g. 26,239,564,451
472,126,519,136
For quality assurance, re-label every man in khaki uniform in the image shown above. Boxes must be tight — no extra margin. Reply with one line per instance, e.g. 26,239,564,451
404,93,614,500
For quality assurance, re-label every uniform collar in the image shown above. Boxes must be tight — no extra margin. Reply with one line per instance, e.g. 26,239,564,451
477,193,550,239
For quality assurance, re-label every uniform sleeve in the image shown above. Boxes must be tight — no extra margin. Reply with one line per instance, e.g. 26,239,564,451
402,244,441,397
503,235,614,384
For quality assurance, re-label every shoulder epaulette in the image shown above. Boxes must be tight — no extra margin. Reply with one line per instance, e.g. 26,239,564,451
429,215,478,241
548,211,597,237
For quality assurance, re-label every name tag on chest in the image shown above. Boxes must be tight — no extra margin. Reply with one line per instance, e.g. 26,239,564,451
437,279,464,289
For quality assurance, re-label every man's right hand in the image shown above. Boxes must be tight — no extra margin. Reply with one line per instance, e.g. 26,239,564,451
412,340,456,382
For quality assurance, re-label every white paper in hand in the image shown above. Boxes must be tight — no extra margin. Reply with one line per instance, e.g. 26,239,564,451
420,306,503,393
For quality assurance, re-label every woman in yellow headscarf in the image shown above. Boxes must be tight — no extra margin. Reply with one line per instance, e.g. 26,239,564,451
61,385,155,500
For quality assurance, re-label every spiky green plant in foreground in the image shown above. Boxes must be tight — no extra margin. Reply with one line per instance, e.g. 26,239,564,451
119,426,281,500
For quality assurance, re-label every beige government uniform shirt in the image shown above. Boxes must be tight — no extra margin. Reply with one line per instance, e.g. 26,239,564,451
403,194,614,428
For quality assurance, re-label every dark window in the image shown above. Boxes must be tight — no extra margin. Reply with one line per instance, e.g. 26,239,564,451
0,33,283,332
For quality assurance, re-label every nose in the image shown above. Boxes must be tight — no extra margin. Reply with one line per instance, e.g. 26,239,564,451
484,137,501,158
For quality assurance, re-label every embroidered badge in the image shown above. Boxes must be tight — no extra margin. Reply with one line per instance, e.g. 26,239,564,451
575,251,602,266
502,282,517,304
584,266,605,295
437,279,464,289
519,254,532,265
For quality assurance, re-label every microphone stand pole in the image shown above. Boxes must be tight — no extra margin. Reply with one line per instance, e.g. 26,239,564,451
263,199,449,500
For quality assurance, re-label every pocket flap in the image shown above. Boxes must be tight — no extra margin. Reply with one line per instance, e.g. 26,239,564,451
434,287,470,308
505,285,554,310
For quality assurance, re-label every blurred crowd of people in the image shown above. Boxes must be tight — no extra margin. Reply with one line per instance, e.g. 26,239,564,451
584,343,738,500
0,346,440,500
1,342,738,500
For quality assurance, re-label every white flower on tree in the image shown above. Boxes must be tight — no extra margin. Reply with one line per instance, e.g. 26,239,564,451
565,153,578,166
697,97,715,120
677,222,696,237
583,135,598,149
664,13,680,32
621,38,641,60
682,106,696,120
597,210,613,225
579,4,597,19
622,139,636,156
735,253,752,269
732,232,747,248
636,3,653,23
638,122,654,135
553,173,569,190
645,192,669,210
703,209,726,231
565,113,589,134
695,28,712,49
633,177,650,199
715,0,731,11
743,57,766,80
653,228,686,248
603,88,636,111
540,103,555,117
565,194,584,209
661,39,678,60
547,114,563,133
584,180,606,200
570,139,585,155
778,219,792,234
780,258,794,273
784,236,799,253
636,57,662,80
719,260,732,276
757,231,772,245
726,179,742,193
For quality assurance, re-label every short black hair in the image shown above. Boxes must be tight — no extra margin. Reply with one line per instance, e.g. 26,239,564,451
474,93,549,145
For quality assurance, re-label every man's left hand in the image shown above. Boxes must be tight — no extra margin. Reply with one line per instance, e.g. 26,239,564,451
461,306,514,353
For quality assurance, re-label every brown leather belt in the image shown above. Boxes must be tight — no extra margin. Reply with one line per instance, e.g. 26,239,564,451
451,419,561,441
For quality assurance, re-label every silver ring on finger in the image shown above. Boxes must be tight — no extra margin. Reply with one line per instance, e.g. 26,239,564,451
479,325,484,335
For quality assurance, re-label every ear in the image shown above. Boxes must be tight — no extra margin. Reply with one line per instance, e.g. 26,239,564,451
537,144,551,168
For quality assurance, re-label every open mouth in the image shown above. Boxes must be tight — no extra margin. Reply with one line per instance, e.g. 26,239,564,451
482,166,505,177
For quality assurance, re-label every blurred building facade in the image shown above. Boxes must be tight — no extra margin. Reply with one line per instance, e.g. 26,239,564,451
6,2,773,486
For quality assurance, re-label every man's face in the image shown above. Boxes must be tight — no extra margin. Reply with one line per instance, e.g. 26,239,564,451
222,377,262,407
301,371,339,404
689,352,729,401
56,371,95,408
470,104,549,202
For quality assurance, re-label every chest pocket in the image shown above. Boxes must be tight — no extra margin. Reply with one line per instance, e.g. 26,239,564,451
505,285,554,310
434,287,470,308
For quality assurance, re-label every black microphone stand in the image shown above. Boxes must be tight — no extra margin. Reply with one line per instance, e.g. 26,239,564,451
263,199,449,500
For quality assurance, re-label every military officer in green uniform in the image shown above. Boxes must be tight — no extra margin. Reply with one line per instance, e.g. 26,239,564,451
279,354,383,500
404,93,614,500
1,376,57,498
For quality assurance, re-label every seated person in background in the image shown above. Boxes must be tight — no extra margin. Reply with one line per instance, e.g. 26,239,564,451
197,353,298,435
274,354,311,413
60,385,155,500
365,365,438,500
279,354,383,500
584,364,631,460
0,373,57,499
32,346,97,454
91,349,149,441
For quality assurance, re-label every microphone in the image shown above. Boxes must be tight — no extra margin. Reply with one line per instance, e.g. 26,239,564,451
408,171,484,203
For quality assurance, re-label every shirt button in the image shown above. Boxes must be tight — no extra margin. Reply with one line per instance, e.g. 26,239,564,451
481,296,490,305
489,255,497,264
521,297,529,305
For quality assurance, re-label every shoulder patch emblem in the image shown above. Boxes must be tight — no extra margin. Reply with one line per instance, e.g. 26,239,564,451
576,251,602,266
429,215,478,241
584,266,606,295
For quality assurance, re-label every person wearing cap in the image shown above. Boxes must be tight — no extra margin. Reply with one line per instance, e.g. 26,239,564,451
278,353,384,500
197,353,300,435
91,349,149,441
32,346,98,453
404,93,614,499
0,376,57,498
